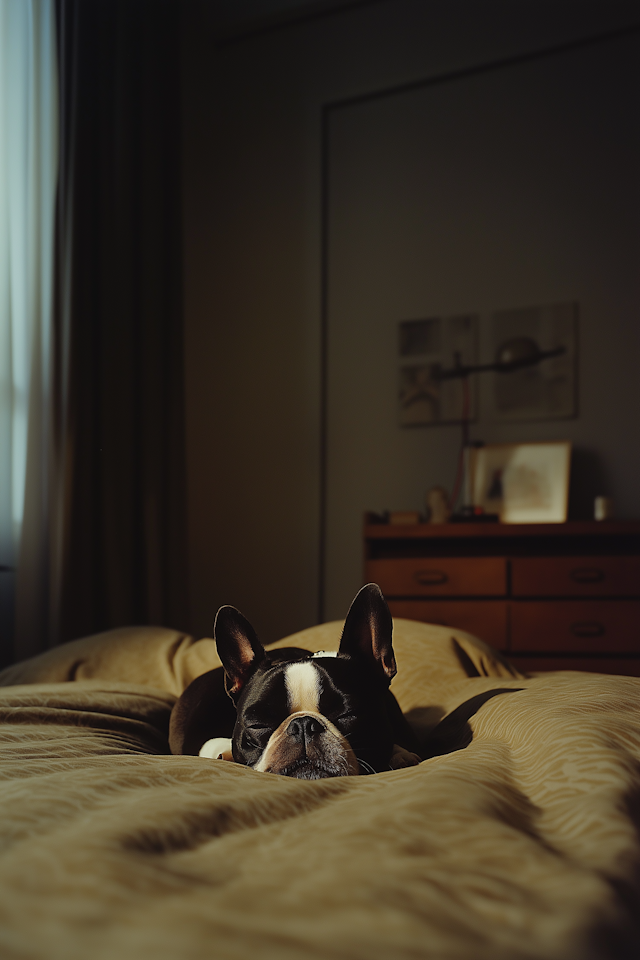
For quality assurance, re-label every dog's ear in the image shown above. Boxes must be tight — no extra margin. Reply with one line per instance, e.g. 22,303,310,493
214,605,266,699
338,583,397,683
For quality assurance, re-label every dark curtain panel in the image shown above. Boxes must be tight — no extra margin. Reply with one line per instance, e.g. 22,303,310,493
53,0,187,643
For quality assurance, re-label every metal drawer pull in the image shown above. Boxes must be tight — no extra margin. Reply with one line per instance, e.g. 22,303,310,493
571,621,605,638
414,570,448,586
570,567,605,584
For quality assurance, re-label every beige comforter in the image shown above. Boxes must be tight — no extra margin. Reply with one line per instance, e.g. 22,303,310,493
0,620,639,960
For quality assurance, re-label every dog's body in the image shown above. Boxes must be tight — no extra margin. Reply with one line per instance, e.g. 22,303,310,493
169,584,419,778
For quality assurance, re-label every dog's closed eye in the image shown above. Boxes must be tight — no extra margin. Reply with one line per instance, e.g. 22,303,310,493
241,730,264,748
329,712,356,726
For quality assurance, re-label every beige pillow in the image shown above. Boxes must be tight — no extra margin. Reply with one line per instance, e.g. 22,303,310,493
0,627,218,697
0,619,522,707
269,619,523,711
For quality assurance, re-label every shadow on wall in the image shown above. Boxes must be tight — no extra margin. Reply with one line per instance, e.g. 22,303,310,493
569,448,613,520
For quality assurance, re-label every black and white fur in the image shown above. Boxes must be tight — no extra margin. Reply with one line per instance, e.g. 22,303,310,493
169,584,420,778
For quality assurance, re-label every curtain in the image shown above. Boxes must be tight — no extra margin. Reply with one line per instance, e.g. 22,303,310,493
45,0,188,650
0,0,58,666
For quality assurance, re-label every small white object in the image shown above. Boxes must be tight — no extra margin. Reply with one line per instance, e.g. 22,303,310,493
199,737,233,759
594,496,614,521
311,650,338,658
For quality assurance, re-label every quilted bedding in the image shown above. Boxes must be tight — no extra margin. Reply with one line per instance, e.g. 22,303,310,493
0,620,639,960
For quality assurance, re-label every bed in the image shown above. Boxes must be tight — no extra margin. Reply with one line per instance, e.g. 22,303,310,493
0,618,639,960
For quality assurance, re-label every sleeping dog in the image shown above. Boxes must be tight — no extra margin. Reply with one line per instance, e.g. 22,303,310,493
169,583,420,777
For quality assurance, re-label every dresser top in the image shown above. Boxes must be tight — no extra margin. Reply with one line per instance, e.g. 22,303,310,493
364,513,640,540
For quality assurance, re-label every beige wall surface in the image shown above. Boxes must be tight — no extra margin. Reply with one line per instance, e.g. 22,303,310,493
181,0,640,641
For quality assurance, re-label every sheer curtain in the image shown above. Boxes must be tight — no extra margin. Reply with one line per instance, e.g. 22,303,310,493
1,0,186,664
0,0,58,664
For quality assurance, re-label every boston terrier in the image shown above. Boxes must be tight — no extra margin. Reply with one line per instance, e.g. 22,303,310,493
169,583,420,778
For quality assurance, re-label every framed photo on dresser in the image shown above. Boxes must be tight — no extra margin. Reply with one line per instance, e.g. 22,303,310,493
470,441,571,523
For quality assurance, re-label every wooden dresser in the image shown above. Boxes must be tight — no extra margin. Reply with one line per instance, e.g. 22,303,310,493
364,514,640,675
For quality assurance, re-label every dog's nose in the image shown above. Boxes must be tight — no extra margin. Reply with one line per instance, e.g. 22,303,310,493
286,715,325,742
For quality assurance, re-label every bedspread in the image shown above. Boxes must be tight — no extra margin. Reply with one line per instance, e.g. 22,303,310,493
0,620,639,960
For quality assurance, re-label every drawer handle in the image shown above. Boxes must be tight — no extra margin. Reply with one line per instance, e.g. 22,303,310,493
571,621,605,638
570,567,605,584
414,570,448,586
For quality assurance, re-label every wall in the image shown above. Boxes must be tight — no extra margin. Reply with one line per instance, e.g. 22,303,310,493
325,30,640,617
181,0,640,642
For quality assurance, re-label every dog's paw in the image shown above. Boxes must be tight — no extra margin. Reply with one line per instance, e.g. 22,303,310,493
199,737,234,761
389,744,421,769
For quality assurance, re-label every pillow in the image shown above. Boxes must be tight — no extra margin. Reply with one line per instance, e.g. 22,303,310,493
0,619,523,707
268,619,523,713
0,627,218,697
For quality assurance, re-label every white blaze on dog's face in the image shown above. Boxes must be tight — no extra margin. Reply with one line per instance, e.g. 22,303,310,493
251,661,359,778
286,661,321,714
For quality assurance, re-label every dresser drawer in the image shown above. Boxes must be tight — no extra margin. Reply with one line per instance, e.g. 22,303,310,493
510,601,640,653
387,600,508,650
507,655,640,677
366,557,506,597
511,556,640,597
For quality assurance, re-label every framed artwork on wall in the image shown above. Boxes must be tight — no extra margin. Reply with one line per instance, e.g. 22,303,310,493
398,314,478,425
490,302,578,422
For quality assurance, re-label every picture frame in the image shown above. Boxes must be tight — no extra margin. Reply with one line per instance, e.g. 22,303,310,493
490,302,578,423
470,441,571,523
397,314,478,426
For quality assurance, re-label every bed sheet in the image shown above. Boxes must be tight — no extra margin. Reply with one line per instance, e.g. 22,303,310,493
0,620,639,960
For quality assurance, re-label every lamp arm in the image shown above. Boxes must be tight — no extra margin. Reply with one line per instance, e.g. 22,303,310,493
433,345,565,380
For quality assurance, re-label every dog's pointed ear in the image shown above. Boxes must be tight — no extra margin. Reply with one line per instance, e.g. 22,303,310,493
214,605,266,699
338,583,397,683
